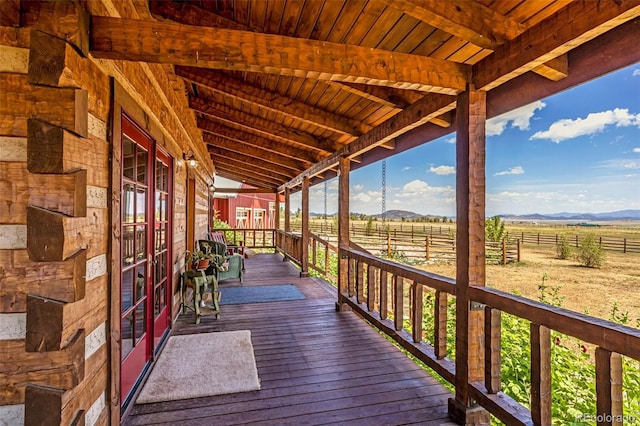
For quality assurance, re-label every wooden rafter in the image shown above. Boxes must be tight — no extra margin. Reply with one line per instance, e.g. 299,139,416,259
379,0,526,50
189,96,338,153
532,54,569,81
204,134,308,173
197,117,322,164
150,0,425,110
90,16,470,94
213,161,282,188
177,66,370,137
473,1,640,90
282,93,456,189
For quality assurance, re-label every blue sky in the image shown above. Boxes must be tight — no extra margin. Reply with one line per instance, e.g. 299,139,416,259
293,63,640,217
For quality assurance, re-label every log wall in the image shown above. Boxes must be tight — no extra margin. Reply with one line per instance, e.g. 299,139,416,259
0,1,214,424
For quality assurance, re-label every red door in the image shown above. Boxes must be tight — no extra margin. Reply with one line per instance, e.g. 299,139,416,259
120,116,172,404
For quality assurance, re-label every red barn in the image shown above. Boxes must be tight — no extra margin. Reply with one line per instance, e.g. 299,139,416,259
213,179,281,229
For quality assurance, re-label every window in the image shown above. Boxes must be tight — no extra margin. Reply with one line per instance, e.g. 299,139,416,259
236,208,250,228
254,209,265,229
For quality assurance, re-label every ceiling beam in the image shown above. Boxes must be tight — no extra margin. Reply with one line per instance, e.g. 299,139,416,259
378,0,526,50
189,96,339,154
533,54,569,81
209,152,295,181
340,82,426,109
197,117,322,164
474,1,640,91
280,93,456,190
177,66,370,137
213,161,283,188
150,1,410,110
90,16,470,94
204,133,308,173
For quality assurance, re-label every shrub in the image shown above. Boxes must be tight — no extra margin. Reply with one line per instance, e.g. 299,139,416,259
556,233,573,259
486,215,506,242
576,232,605,268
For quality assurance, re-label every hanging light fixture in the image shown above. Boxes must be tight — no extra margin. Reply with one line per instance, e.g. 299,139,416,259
183,149,198,168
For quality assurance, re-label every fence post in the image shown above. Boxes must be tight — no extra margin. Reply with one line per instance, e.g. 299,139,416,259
387,232,391,257
576,235,579,247
537,233,540,245
502,239,507,265
425,236,430,261
624,238,627,253
517,239,521,262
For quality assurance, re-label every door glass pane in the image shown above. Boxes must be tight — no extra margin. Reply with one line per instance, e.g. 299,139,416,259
136,225,146,263
122,225,135,266
123,183,135,223
156,160,168,192
123,137,135,181
154,283,166,317
122,268,134,313
135,303,146,342
121,313,134,360
137,149,148,184
135,264,146,302
136,188,146,222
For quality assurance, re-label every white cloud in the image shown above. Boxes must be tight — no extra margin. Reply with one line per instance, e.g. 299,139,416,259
445,137,456,144
429,165,456,175
396,179,454,198
633,148,640,153
494,166,525,176
353,184,363,191
531,108,640,143
633,69,640,77
402,166,412,171
487,101,546,136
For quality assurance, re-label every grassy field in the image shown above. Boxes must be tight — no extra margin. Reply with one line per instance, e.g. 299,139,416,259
417,240,640,327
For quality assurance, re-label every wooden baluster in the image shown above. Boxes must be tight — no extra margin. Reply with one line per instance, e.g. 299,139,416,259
356,261,365,304
348,258,355,297
367,265,376,311
484,306,501,393
324,242,329,276
394,276,404,331
434,290,448,359
312,238,317,269
595,348,623,426
379,270,388,320
531,323,552,426
412,282,423,343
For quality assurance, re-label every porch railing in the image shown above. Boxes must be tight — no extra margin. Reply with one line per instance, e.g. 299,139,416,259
211,227,276,250
244,228,639,424
336,247,640,425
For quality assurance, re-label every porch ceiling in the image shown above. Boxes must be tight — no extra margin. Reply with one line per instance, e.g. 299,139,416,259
89,0,640,191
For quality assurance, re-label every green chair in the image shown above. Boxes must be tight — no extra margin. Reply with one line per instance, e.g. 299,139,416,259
198,240,243,283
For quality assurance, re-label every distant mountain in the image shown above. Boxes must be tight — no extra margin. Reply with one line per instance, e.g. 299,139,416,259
501,210,640,221
369,210,444,220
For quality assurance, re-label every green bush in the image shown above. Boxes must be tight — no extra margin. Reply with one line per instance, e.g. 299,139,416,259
576,233,605,268
486,215,506,242
556,233,573,259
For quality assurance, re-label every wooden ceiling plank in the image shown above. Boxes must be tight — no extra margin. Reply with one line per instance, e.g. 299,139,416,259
90,16,470,94
149,0,251,30
204,133,310,173
533,54,569,81
176,66,370,136
189,96,339,153
210,150,294,180
203,133,304,174
341,82,425,109
197,117,323,163
474,1,640,91
379,0,526,49
214,164,280,188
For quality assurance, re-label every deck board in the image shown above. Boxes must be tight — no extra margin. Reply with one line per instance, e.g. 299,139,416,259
123,254,453,425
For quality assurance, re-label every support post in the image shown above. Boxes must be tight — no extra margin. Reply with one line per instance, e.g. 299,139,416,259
449,84,490,424
274,191,280,231
300,176,309,277
337,156,351,310
284,187,291,233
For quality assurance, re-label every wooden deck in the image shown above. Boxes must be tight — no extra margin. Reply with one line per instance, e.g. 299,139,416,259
123,254,454,425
